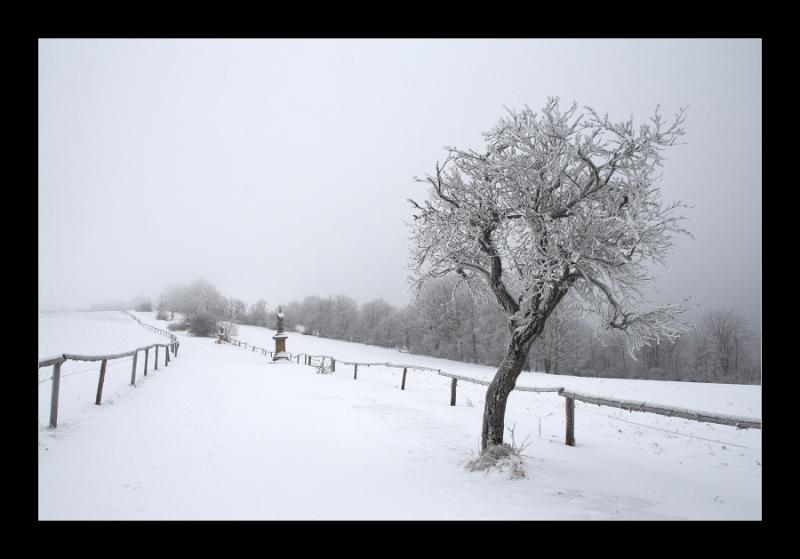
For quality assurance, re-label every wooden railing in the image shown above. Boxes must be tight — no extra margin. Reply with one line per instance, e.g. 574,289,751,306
227,339,282,360
438,372,762,446
38,312,181,428
226,339,443,390
123,311,180,352
224,337,763,446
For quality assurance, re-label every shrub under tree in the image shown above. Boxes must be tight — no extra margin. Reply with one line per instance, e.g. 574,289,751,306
187,312,219,337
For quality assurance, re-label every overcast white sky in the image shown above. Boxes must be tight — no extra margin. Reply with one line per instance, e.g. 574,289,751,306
38,38,761,330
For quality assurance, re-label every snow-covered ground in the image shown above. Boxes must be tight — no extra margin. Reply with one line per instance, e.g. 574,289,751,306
38,311,168,360
37,311,171,431
38,311,761,520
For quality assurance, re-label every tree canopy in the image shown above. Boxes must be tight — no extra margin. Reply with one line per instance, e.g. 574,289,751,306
409,97,692,356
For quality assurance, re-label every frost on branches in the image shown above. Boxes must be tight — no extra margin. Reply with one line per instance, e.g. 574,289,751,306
409,97,692,451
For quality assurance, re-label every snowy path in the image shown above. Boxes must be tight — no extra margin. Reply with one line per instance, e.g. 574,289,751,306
38,313,761,520
38,335,573,519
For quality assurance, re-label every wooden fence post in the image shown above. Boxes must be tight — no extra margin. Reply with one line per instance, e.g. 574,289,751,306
354,364,358,380
95,359,107,405
401,367,408,390
332,359,336,372
450,378,458,406
130,351,138,385
565,397,575,447
155,346,159,370
49,361,62,428
144,348,149,375
165,345,169,367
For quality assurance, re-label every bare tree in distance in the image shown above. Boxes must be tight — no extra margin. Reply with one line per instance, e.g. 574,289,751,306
409,97,693,455
247,299,269,327
156,295,169,320
695,309,759,383
218,320,238,342
529,300,586,375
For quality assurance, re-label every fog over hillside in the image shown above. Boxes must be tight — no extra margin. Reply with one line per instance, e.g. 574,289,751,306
39,39,761,335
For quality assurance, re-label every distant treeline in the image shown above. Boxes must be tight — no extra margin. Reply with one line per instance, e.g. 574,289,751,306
88,295,154,312
125,277,761,385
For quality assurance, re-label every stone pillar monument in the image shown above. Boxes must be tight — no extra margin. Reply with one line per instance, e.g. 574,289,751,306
271,307,290,363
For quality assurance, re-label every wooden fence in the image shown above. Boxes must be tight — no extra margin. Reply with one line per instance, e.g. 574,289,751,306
226,338,441,389
438,372,762,446
227,338,283,360
38,312,181,428
225,336,762,446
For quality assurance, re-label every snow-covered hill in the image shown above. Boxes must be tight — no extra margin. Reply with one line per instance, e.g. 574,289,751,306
38,311,761,519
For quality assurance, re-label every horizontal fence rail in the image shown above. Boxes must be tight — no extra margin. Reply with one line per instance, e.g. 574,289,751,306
38,356,66,368
559,390,762,431
225,338,442,388
437,372,563,393
38,311,181,429
435,370,761,444
223,334,763,448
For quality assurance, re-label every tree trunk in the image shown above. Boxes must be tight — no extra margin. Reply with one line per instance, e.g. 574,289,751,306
471,330,478,363
481,333,536,451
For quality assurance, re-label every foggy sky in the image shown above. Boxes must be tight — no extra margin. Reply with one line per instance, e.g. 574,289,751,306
38,39,761,331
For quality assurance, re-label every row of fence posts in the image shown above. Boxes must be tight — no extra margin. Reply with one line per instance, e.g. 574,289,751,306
223,338,762,447
226,340,444,399
229,341,434,397
42,313,181,429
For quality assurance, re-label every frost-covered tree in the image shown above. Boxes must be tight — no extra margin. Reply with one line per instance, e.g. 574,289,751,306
227,297,248,322
358,299,397,347
245,299,269,326
392,307,417,351
694,310,759,382
167,279,226,317
409,97,691,453
528,300,585,374
330,295,360,341
409,276,507,364
217,320,238,342
302,296,333,337
156,295,169,320
133,295,153,313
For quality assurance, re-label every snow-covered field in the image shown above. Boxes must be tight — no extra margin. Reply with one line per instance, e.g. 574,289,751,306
38,311,761,520
37,311,171,431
